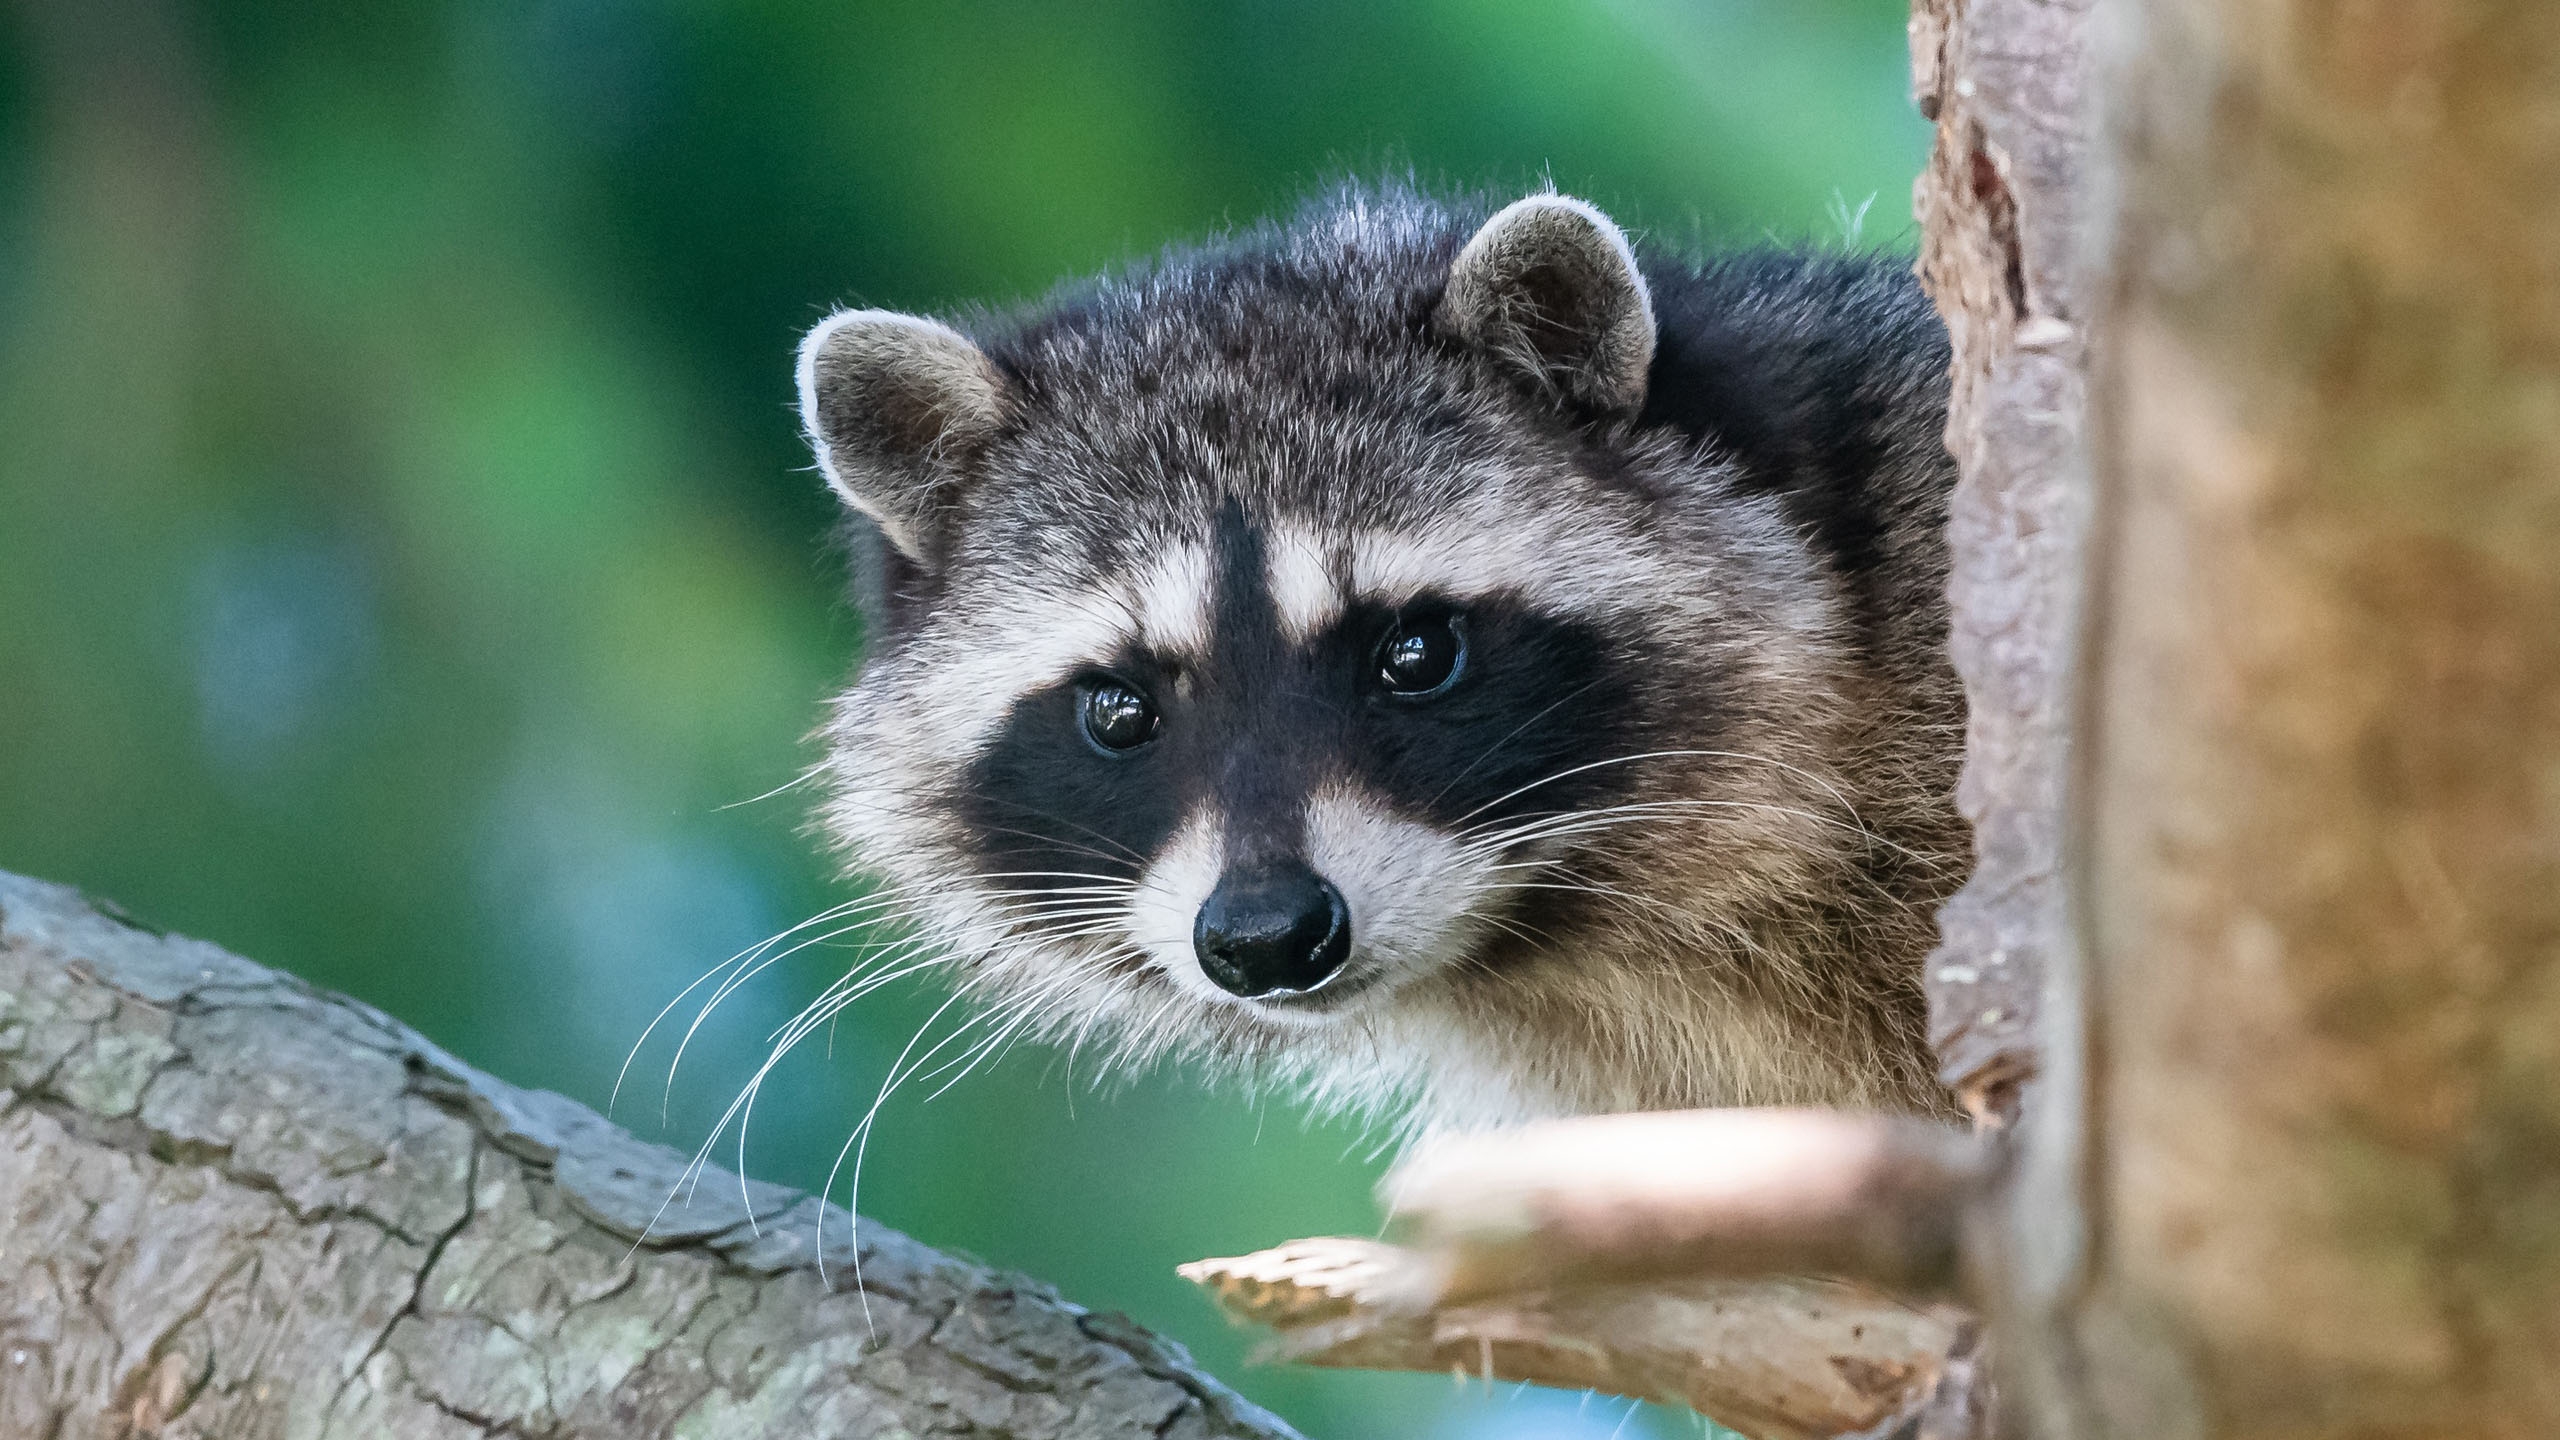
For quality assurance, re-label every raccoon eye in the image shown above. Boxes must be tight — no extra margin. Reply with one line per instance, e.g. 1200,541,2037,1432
1376,613,1466,697
1079,680,1161,752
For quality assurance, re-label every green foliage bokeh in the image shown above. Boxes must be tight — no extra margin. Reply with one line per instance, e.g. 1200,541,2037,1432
0,3,1923,1434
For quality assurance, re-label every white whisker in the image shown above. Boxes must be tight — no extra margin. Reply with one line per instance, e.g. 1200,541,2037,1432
715,759,833,811
1448,747,1869,832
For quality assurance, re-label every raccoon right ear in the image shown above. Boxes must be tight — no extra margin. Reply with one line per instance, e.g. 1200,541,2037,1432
797,309,1010,563
1438,194,1656,416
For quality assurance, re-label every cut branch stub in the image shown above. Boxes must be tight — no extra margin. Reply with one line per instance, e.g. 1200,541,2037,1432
1182,1240,1962,1440
1382,1109,1988,1303
1181,1110,1988,1440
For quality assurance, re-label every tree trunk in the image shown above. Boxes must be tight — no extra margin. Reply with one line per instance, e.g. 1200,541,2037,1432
2012,2,2560,1435
0,871,1297,1439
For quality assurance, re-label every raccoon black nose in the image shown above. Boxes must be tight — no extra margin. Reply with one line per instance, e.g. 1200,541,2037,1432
1193,863,1351,998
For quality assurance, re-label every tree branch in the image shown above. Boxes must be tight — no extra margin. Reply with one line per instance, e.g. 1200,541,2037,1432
1381,1110,1986,1304
0,871,1299,1439
1183,1237,1963,1440
1181,1112,1985,1440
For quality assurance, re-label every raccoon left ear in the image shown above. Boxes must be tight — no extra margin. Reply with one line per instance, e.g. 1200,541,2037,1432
797,308,1010,564
1438,194,1656,415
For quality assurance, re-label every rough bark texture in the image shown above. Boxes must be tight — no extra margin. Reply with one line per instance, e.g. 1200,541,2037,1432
2045,3,2560,1436
1907,0,2093,1131
1904,0,2098,1430
0,871,1298,1440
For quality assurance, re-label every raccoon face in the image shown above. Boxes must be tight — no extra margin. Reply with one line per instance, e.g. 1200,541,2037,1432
799,194,1940,1130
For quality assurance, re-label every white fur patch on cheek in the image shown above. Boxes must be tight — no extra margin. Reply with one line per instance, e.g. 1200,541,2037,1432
1304,787,1492,989
1127,810,1228,1001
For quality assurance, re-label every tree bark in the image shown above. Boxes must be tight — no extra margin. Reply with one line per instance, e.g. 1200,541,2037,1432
1907,0,2094,1129
2018,2,2560,1435
1906,0,2098,1431
0,870,1299,1440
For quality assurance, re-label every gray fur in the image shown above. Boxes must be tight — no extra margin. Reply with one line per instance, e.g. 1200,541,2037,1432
798,184,1965,1135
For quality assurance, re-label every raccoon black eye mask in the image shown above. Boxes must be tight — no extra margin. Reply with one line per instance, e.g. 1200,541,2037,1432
798,183,1966,1133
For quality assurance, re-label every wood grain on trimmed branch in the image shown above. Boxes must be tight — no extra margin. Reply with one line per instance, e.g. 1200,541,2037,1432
1183,1111,1985,1440
1188,1243,1961,1440
0,871,1299,1440
1382,1110,1986,1304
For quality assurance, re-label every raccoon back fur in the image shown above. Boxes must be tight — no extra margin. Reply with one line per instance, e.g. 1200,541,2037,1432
797,185,1965,1135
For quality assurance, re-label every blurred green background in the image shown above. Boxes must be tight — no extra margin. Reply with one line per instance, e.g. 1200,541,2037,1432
0,1,1924,1435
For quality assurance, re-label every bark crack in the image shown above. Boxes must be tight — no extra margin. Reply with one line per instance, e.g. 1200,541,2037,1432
325,1141,483,1429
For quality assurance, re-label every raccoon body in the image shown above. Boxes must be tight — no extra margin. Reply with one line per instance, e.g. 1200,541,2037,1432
798,186,1963,1134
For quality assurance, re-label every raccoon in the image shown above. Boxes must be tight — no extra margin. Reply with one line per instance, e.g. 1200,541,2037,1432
797,185,1964,1134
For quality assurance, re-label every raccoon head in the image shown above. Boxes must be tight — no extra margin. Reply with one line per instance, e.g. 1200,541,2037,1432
800,191,1950,1134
